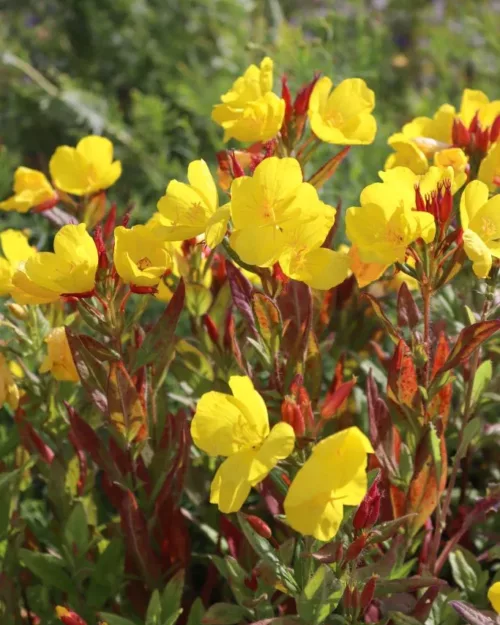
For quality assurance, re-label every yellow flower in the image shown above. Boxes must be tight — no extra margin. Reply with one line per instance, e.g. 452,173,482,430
308,77,376,145
347,245,388,288
229,157,313,266
278,202,351,290
191,375,295,513
49,136,122,196
284,427,373,541
459,180,500,278
155,160,229,247
478,142,500,192
399,104,455,154
346,167,442,265
12,224,98,304
385,135,429,175
459,89,500,128
0,167,57,213
39,327,79,382
113,225,172,288
212,57,285,143
0,230,36,296
0,353,19,410
488,582,500,613
433,147,468,188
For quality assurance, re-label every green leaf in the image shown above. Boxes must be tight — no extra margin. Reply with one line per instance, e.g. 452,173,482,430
471,360,492,405
186,598,205,625
64,502,89,557
298,565,345,625
429,423,442,486
388,613,422,625
88,538,124,609
449,548,480,593
456,418,481,460
146,590,162,625
161,569,185,619
99,614,138,625
202,603,246,625
20,549,73,593
186,283,213,316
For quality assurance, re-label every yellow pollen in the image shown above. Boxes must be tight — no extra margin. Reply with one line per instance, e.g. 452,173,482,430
481,217,497,239
326,111,344,128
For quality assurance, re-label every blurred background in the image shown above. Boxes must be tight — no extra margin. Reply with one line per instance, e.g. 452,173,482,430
1,0,499,220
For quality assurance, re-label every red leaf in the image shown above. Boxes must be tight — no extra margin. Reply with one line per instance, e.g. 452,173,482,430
428,332,452,427
387,340,418,408
397,282,420,328
435,320,500,375
107,361,147,442
226,262,258,337
320,378,357,419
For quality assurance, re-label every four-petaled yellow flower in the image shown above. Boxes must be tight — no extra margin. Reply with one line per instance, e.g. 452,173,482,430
191,375,295,513
460,180,500,278
0,230,36,297
284,427,373,541
0,167,57,213
155,160,229,248
308,77,377,145
113,225,172,288
346,166,442,264
212,57,285,143
0,353,19,410
12,224,98,304
459,89,500,128
39,327,79,382
49,135,122,196
488,582,500,614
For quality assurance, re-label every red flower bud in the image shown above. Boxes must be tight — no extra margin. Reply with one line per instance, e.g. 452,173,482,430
490,114,500,143
93,225,108,270
244,570,259,591
281,74,293,126
294,73,320,117
244,514,272,540
202,315,220,345
469,111,480,133
103,202,117,240
129,285,158,295
475,126,490,153
452,118,470,148
360,577,377,610
353,476,381,530
414,184,425,212
281,398,305,437
229,150,245,178
56,607,88,625
344,533,368,563
272,262,289,285
439,179,453,225
32,194,60,213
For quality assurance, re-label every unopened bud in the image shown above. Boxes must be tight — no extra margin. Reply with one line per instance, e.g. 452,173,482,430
414,185,425,212
469,111,480,133
344,533,367,563
202,315,220,345
244,570,259,591
281,398,305,437
343,586,353,611
245,514,272,540
103,202,117,240
353,476,381,530
56,607,88,625
439,179,453,225
281,75,293,126
490,115,500,143
452,118,470,148
129,285,158,295
272,262,288,285
7,303,28,320
475,127,490,153
229,151,245,178
360,577,377,610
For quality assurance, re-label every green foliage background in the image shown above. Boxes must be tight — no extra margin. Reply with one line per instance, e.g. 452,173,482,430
1,0,499,217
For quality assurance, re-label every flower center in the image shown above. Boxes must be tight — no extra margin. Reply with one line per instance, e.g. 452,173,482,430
480,217,497,240
137,257,152,271
326,111,344,129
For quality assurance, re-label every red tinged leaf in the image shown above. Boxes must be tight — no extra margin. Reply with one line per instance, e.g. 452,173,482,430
56,607,88,625
307,146,351,189
362,293,401,343
320,377,357,419
244,515,272,540
435,320,500,376
367,371,399,476
294,72,320,116
120,489,162,589
107,361,147,442
226,262,258,337
65,402,107,468
397,282,420,328
428,332,452,427
103,201,117,240
387,340,418,408
68,430,87,496
353,474,381,530
280,74,293,127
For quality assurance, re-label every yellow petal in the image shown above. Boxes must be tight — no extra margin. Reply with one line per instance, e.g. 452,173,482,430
187,159,218,214
281,247,351,290
477,142,500,192
49,146,90,195
463,229,492,278
113,225,171,286
349,245,388,288
228,376,270,439
0,258,13,296
259,57,274,94
229,225,284,267
488,582,500,614
77,136,114,169
460,180,490,230
460,89,489,126
468,195,500,243
248,422,295,485
205,206,230,248
411,211,436,244
0,230,35,266
11,270,60,304
210,450,256,513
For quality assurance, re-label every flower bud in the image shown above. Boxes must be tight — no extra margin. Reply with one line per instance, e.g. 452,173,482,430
475,126,490,153
452,118,470,148
353,475,381,530
244,514,272,540
281,75,293,127
469,111,480,133
281,398,305,437
7,303,28,320
344,533,367,563
439,179,453,225
55,607,88,625
202,315,220,345
490,115,500,143
103,202,117,240
229,151,245,178
360,577,377,610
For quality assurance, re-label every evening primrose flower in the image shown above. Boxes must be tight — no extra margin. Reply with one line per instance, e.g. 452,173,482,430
308,77,376,145
40,327,79,382
459,89,500,128
0,230,36,296
155,160,229,247
191,375,295,513
212,57,285,143
0,167,57,213
0,354,19,410
488,582,500,613
113,225,172,288
478,142,500,191
12,224,98,304
229,157,317,266
459,180,500,278
49,136,121,196
284,427,373,541
346,167,444,265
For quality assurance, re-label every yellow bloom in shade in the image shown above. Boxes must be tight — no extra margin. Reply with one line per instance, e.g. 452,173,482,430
155,160,229,247
459,89,500,128
348,245,388,288
212,57,285,143
478,142,500,192
113,225,172,287
459,180,500,278
284,427,373,541
49,136,121,196
0,230,36,296
488,582,500,613
308,77,376,145
12,224,98,304
40,327,79,382
191,375,295,513
0,354,19,410
0,167,57,213
346,166,443,265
